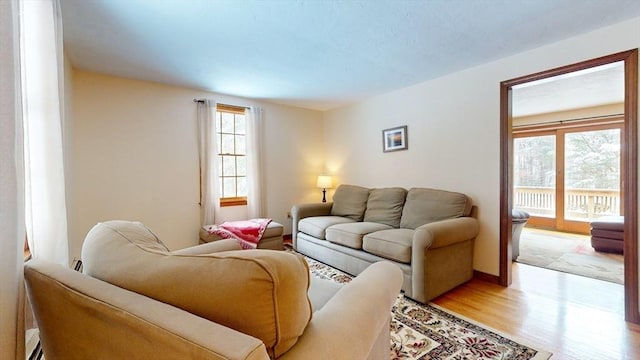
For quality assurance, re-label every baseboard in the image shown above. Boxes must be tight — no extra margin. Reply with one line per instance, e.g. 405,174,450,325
473,270,500,284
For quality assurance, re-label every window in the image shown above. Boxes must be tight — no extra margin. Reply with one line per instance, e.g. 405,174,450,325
216,104,247,206
513,118,622,233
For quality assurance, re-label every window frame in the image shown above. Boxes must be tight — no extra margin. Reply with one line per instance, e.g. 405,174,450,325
216,104,248,207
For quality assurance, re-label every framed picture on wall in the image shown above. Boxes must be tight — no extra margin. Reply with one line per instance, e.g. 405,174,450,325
382,125,408,152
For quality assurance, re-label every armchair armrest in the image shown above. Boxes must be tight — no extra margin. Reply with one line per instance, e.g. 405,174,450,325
291,202,333,245
413,217,479,252
279,261,402,360
171,239,241,255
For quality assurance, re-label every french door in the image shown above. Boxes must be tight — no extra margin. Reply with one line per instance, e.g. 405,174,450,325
513,121,623,234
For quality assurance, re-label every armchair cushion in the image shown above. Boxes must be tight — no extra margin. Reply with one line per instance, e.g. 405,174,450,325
81,221,312,359
330,184,370,221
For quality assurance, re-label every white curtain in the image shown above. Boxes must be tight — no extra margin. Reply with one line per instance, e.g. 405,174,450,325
0,0,26,358
246,106,264,218
197,99,220,225
21,0,69,266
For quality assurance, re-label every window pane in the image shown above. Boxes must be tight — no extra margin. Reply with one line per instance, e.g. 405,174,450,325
223,177,236,198
235,134,246,154
236,156,246,176
220,112,234,133
237,176,247,197
565,129,621,221
221,134,234,154
235,114,246,135
221,155,235,176
513,135,556,218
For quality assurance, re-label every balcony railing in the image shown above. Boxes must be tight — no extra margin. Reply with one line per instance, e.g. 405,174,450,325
514,186,620,220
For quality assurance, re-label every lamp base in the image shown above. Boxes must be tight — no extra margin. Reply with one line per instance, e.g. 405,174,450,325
322,188,327,203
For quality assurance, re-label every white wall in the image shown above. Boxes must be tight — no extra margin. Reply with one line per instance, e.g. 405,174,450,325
69,70,323,255
323,16,640,275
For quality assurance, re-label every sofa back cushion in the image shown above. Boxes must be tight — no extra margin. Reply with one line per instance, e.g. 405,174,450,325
330,184,370,221
81,221,312,359
363,187,407,227
400,188,472,229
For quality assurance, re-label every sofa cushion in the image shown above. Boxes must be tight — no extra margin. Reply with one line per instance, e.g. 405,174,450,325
330,184,370,221
400,188,472,229
326,222,394,249
363,229,414,263
81,221,312,359
298,216,355,240
363,187,407,227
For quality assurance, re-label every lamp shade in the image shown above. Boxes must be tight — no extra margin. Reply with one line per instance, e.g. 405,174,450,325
316,175,333,189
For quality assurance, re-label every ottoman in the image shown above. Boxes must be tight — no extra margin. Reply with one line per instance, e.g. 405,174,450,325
199,221,284,250
590,216,624,254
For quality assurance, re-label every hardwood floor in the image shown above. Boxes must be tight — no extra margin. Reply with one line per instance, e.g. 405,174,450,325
432,263,640,359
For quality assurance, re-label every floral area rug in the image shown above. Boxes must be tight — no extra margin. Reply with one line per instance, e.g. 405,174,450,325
303,254,552,360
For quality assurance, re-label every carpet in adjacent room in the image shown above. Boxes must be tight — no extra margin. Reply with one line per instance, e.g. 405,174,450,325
516,228,623,284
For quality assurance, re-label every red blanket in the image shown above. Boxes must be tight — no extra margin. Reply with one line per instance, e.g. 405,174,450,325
206,218,272,249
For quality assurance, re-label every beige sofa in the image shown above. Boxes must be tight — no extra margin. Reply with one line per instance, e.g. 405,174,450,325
292,185,479,303
24,220,402,360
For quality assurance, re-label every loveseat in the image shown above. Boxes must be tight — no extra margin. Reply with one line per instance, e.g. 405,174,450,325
24,220,402,360
292,185,479,303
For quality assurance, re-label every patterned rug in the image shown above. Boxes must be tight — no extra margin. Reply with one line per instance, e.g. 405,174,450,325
304,254,552,360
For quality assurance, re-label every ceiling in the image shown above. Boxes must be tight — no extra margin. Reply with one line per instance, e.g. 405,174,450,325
60,0,640,111
512,61,625,117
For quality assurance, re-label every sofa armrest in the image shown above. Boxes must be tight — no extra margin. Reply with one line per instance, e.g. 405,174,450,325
413,217,479,251
279,261,402,360
171,239,241,255
291,202,333,220
291,202,333,245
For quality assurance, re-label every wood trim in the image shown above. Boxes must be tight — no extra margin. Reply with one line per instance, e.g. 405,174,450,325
500,49,639,324
623,49,638,323
499,79,512,286
473,270,501,284
217,103,247,114
513,116,624,134
220,197,247,207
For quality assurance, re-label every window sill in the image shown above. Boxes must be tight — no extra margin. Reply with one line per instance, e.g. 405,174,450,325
220,197,247,207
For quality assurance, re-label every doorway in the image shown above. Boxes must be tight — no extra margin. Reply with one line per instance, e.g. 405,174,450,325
499,49,639,323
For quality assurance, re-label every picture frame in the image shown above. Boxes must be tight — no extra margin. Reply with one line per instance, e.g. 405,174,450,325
382,125,408,152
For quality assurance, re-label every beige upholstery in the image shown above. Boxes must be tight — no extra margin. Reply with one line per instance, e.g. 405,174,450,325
82,221,310,358
25,220,403,360
292,185,479,303
400,188,472,229
330,184,370,221
363,187,407,227
326,222,392,249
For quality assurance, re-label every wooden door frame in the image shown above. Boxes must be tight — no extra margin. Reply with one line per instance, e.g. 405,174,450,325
499,49,639,323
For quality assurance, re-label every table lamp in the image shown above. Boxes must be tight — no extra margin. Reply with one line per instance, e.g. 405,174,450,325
316,175,333,203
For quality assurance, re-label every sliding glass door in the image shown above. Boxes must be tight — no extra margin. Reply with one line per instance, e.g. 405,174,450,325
514,123,622,233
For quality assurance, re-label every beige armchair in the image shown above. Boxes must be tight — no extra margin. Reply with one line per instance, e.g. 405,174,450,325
24,221,402,360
